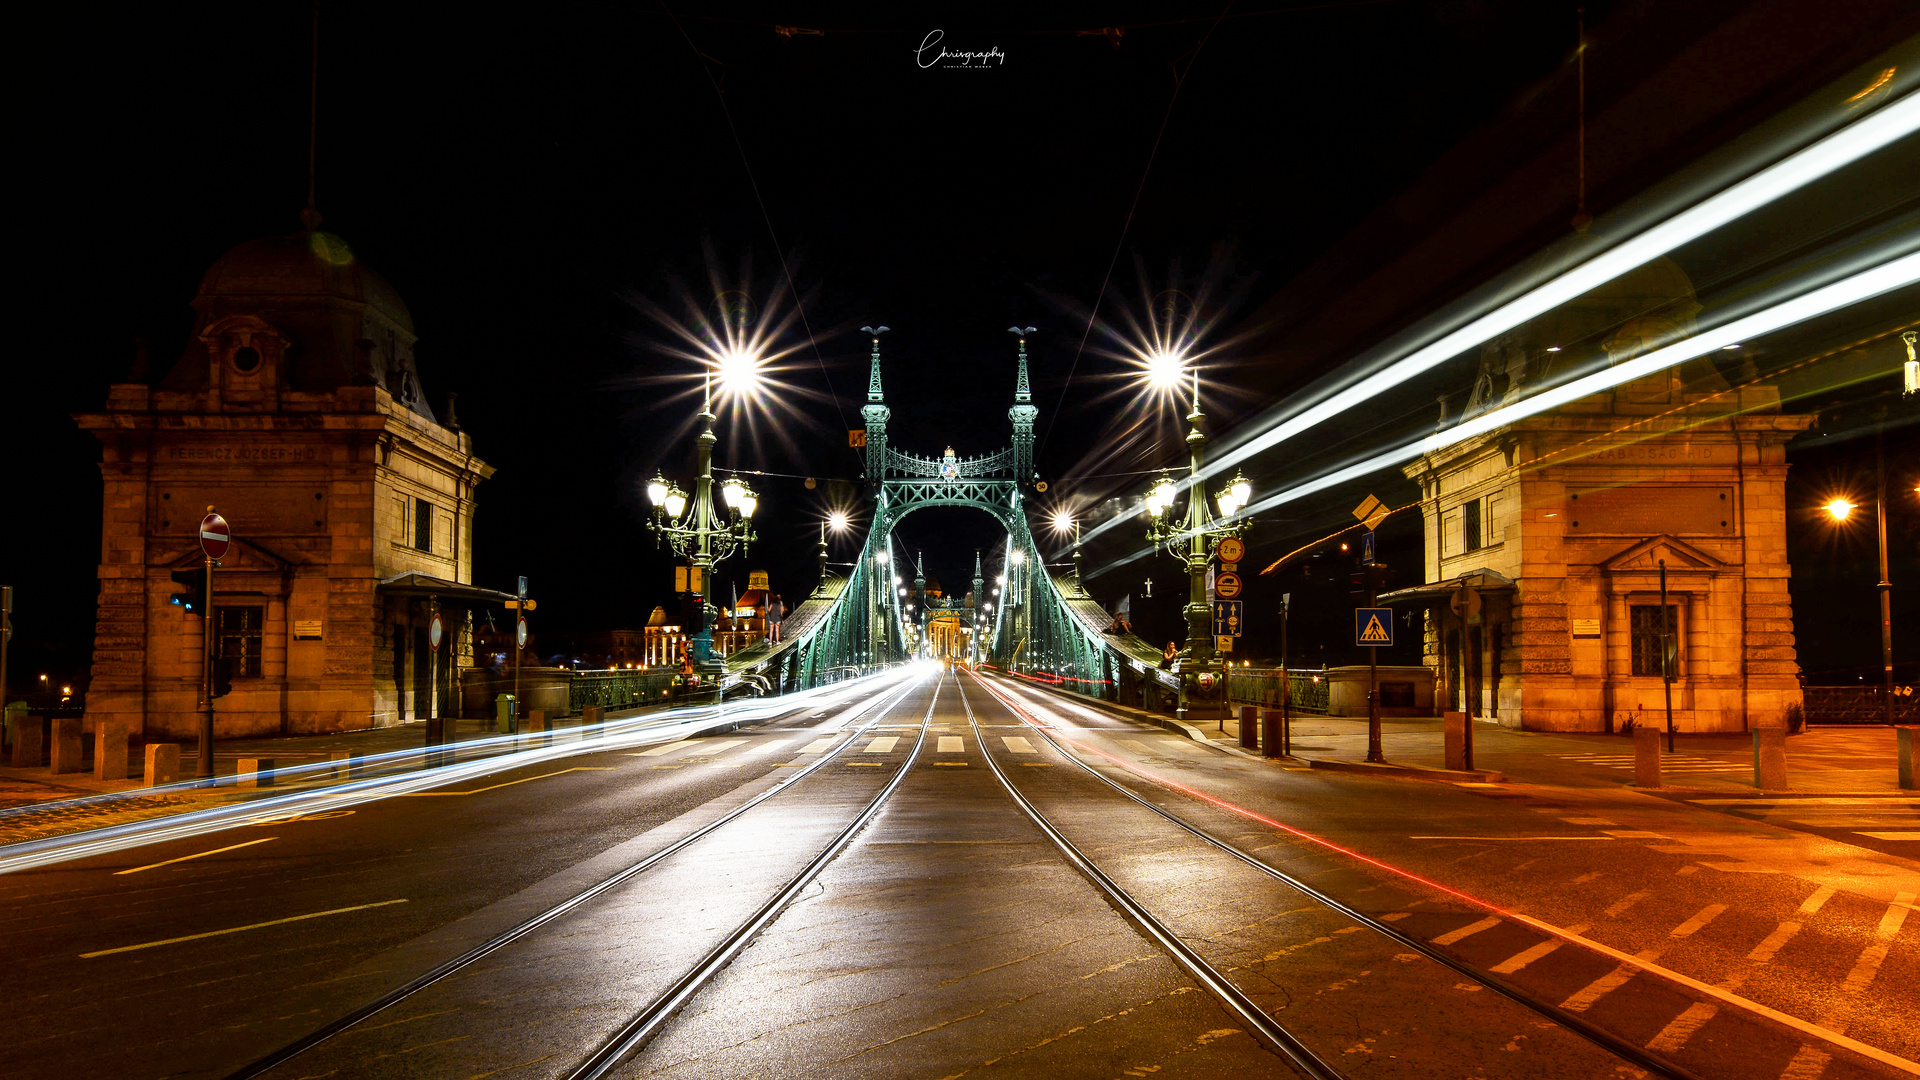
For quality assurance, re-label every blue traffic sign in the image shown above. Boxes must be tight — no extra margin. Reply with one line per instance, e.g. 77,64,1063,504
1355,607,1393,647
1212,600,1244,637
1360,530,1376,565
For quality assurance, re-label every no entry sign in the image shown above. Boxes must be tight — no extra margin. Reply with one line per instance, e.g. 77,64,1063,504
516,614,529,648
429,613,444,651
199,512,230,560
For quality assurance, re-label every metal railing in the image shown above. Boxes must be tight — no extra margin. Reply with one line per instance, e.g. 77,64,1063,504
569,670,677,712
1226,668,1332,714
1802,686,1919,724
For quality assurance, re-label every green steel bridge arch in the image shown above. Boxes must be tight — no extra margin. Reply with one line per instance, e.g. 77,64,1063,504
726,331,1179,709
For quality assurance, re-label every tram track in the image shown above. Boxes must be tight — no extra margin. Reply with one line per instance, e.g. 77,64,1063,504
961,669,1704,1080
225,671,937,1080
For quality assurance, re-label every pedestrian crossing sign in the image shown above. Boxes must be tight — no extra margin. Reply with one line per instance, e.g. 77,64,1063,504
1355,607,1393,647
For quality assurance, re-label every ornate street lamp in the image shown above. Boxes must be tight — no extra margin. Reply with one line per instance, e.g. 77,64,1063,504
646,378,757,673
1141,369,1251,723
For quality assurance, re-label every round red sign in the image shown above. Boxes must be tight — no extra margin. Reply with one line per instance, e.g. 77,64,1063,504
429,613,444,651
199,512,231,560
516,614,529,648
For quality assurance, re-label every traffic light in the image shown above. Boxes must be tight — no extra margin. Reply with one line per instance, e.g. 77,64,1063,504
170,568,206,616
1349,563,1391,603
212,657,234,699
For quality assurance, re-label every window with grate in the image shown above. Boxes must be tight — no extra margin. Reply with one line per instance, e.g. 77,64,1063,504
1629,604,1680,677
217,606,264,678
414,499,433,552
1463,498,1483,552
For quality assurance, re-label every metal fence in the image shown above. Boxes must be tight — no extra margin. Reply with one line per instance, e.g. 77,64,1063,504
569,670,678,712
1802,686,1919,724
1226,668,1331,714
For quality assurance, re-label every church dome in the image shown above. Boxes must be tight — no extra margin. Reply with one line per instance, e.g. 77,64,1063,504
196,230,414,334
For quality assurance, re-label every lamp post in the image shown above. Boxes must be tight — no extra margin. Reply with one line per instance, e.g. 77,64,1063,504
1826,476,1895,728
646,377,757,675
1141,371,1252,724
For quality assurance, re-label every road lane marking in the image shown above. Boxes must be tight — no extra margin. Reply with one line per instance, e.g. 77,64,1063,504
114,837,278,875
1605,891,1651,917
1671,903,1727,938
937,736,964,753
1749,921,1801,962
684,739,746,756
1857,831,1920,840
741,740,793,756
798,738,839,754
1561,948,1661,1011
1572,871,1605,884
1409,836,1615,840
1490,924,1587,973
1430,916,1500,945
1602,830,1668,839
82,898,408,958
1647,1002,1718,1053
634,741,692,756
1002,736,1036,754
864,737,899,753
401,767,614,795
935,762,968,767
1118,739,1153,753
1799,885,1837,914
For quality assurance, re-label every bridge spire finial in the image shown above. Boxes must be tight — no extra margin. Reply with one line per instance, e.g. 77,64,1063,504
1007,327,1039,485
860,326,892,481
1008,327,1036,403
861,326,889,403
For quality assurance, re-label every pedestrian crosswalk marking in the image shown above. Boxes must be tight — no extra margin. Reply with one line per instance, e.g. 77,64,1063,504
1002,736,1036,754
798,738,839,754
937,736,964,753
864,737,899,753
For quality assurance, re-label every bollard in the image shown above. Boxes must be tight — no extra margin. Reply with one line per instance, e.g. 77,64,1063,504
1444,711,1469,771
1238,705,1258,750
581,705,604,741
1634,726,1663,788
144,742,180,787
1899,727,1917,791
1260,709,1284,759
236,757,275,788
94,722,133,781
50,718,84,774
328,751,362,780
12,713,45,768
1752,729,1788,790
524,709,550,749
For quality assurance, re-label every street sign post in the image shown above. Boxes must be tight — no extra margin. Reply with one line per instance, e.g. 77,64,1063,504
194,508,230,780
1355,607,1394,646
1212,600,1243,637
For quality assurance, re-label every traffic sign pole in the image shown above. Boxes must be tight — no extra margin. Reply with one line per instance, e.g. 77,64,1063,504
197,509,229,781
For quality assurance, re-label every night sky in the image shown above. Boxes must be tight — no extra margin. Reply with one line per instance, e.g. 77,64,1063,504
7,2,1916,698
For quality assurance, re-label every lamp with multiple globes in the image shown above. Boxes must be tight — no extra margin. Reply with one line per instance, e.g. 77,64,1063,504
645,376,759,672
1140,365,1251,724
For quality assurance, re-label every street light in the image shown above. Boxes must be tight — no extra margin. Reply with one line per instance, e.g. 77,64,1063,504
1141,370,1252,725
1825,481,1897,729
646,376,758,673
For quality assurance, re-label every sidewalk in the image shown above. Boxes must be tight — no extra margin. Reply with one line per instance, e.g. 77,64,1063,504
0,711,643,847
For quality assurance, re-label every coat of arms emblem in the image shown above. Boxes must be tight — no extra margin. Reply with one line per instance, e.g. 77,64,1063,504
939,447,960,479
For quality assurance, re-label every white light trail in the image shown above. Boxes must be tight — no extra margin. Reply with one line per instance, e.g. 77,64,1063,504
1198,89,1919,485
1226,250,1920,522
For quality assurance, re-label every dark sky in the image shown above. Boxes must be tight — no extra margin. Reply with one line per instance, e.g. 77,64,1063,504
8,1,1915,692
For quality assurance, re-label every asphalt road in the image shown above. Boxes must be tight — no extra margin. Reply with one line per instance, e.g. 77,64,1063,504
0,667,1913,1080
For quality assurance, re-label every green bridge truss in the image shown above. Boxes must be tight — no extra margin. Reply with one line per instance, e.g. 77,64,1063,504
727,331,1180,710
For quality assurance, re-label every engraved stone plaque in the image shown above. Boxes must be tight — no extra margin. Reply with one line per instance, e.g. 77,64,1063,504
1566,485,1734,536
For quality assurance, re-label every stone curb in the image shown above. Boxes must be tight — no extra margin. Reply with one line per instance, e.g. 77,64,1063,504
1307,757,1506,784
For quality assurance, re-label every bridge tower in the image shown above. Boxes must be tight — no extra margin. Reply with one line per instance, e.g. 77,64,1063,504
860,326,890,482
1008,328,1038,486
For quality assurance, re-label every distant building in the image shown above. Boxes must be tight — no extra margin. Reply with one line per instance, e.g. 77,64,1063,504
1387,257,1815,732
74,220,507,739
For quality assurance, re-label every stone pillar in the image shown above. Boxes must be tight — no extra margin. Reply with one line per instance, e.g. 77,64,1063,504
144,743,180,787
1238,705,1258,750
1752,729,1787,790
1899,728,1917,791
328,751,362,780
1634,726,1662,788
50,719,84,774
11,713,44,768
581,704,603,740
524,708,550,748
236,757,275,788
1444,711,1470,771
94,723,133,781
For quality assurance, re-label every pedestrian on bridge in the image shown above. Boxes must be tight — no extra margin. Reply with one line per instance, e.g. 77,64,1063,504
768,594,784,643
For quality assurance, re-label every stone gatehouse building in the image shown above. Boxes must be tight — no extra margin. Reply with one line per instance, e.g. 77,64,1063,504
75,220,505,740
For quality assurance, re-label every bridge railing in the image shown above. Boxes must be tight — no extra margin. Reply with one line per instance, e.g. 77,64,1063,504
1225,668,1332,714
